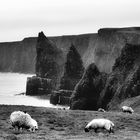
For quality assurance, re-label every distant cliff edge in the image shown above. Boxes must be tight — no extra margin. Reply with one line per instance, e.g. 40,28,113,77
1,27,140,73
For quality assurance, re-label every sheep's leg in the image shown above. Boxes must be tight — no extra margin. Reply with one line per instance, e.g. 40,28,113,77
13,126,16,131
19,127,23,133
14,126,18,131
108,127,114,134
32,128,35,132
29,128,32,132
17,126,21,132
94,128,98,133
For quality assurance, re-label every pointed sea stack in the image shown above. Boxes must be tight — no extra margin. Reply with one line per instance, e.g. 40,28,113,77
59,44,84,90
35,31,64,89
70,63,107,110
26,31,64,95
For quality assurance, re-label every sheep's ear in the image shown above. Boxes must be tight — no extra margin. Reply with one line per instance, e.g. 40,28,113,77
84,128,89,132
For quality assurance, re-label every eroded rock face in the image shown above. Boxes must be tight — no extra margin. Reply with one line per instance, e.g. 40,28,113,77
26,32,65,96
26,76,52,95
0,38,36,73
59,44,84,90
35,31,64,89
50,90,73,105
70,63,107,110
98,43,140,110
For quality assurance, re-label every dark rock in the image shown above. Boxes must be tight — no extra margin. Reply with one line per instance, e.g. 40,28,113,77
70,63,107,110
50,90,73,105
50,91,59,105
26,76,52,95
58,89,73,97
98,43,140,110
35,31,64,89
59,44,84,90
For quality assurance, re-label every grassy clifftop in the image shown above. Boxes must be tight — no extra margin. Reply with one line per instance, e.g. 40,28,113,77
1,104,140,140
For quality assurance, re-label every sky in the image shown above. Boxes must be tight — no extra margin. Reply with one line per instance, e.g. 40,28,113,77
0,0,140,42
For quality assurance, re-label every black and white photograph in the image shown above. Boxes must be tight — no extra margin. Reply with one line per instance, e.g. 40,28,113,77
0,0,140,139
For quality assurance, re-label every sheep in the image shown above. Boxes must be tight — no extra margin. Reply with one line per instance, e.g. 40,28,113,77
98,108,106,112
121,106,134,114
84,118,114,133
10,111,38,132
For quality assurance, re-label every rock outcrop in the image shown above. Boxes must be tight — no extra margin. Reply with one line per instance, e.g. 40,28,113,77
70,63,107,110
98,43,140,110
26,32,64,95
70,43,140,111
59,44,84,90
50,90,73,105
26,76,52,95
50,44,84,105
35,32,64,89
2,27,140,109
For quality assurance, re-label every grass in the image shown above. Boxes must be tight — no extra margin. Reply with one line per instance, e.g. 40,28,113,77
0,105,140,140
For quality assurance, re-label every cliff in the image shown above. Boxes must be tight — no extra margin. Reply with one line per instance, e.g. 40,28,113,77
70,63,107,110
70,43,140,110
1,27,140,109
26,32,64,95
1,27,140,74
59,44,84,90
98,43,140,110
36,32,64,89
0,38,36,73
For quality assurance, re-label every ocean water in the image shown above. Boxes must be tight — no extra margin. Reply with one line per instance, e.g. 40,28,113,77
0,73,61,108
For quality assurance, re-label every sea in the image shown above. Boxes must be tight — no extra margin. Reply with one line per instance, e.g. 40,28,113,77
0,72,66,108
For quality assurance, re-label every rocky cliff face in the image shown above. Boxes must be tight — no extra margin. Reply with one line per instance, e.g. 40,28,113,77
1,27,140,109
0,38,36,73
70,63,107,110
59,44,84,90
26,32,64,95
98,43,140,110
35,32,64,88
1,27,140,74
70,43,140,110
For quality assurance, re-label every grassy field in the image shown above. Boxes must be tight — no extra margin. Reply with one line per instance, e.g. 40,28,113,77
0,105,140,140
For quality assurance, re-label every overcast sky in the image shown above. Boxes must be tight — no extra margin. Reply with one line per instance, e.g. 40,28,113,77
0,0,140,42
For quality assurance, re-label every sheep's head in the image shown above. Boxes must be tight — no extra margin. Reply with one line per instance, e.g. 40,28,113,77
109,126,114,133
29,118,38,132
84,125,91,132
84,127,90,132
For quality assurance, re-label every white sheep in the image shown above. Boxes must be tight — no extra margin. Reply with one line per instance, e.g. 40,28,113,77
98,108,106,112
84,118,114,133
10,111,38,132
121,106,134,114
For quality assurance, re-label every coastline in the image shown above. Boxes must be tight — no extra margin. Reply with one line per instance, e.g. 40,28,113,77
1,105,140,140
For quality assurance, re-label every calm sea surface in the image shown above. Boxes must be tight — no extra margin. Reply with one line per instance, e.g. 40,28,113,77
0,73,62,108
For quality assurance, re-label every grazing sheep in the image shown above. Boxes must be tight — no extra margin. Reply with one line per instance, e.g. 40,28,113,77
84,118,114,133
121,106,134,114
98,108,106,112
10,111,38,132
